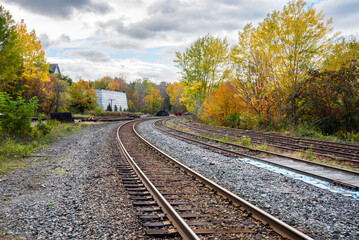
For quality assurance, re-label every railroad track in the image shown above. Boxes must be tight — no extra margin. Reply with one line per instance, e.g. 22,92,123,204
116,120,312,239
169,119,359,166
155,119,359,191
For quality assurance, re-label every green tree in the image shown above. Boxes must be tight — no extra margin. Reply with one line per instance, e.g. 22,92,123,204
0,6,22,94
0,92,38,136
175,34,231,116
300,61,359,134
106,103,112,111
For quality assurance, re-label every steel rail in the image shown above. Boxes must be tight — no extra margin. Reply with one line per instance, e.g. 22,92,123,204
133,121,313,240
116,122,200,240
154,120,359,191
178,120,359,162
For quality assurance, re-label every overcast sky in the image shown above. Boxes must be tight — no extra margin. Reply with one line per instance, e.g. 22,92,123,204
0,0,358,84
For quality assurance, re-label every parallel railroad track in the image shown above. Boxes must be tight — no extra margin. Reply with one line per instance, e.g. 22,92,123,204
170,119,359,166
155,119,359,191
116,120,312,239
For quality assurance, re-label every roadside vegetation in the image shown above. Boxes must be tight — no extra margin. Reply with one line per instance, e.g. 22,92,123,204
0,92,86,174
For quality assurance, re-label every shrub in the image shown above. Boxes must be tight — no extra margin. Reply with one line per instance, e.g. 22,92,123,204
225,113,241,128
35,120,52,136
240,136,251,147
106,103,112,111
0,92,38,136
93,107,102,114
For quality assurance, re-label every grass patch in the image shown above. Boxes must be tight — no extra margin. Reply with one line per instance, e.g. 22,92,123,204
239,136,251,147
53,169,67,174
0,120,87,175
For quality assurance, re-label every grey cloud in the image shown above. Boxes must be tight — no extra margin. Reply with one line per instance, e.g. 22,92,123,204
93,39,141,50
315,0,359,35
39,34,71,49
98,0,284,40
65,49,111,62
8,0,112,18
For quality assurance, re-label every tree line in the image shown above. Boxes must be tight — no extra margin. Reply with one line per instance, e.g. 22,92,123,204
174,0,359,138
0,5,178,117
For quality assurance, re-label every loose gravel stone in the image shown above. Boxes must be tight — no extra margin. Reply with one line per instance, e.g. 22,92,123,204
0,122,146,239
138,119,359,240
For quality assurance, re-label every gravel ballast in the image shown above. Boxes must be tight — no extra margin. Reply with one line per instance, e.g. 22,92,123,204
0,122,146,239
138,119,359,240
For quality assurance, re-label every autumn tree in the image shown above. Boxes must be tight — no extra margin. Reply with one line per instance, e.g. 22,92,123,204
70,80,97,113
92,76,110,89
202,81,245,126
232,0,334,129
300,61,359,134
16,20,50,102
92,76,127,92
231,24,275,117
322,37,359,71
166,82,186,113
132,78,154,112
143,88,163,114
41,74,71,114
0,6,22,94
106,80,120,91
175,34,231,116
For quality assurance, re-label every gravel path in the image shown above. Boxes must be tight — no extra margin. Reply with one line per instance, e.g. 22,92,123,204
0,122,146,239
138,119,359,240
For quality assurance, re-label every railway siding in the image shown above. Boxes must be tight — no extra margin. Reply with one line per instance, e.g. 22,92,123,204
138,119,359,240
157,119,359,191
172,119,359,167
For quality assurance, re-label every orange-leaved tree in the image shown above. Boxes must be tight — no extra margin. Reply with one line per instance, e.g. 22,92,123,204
166,82,186,113
202,81,245,126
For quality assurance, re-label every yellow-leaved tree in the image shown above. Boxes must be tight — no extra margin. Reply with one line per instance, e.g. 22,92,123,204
232,0,334,128
175,34,231,116
16,20,50,103
166,82,185,113
143,89,163,114
70,80,97,113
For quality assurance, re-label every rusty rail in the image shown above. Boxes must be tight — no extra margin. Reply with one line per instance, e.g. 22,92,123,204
133,121,313,240
116,122,200,240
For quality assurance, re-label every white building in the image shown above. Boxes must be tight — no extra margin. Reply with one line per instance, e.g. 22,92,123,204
94,89,128,111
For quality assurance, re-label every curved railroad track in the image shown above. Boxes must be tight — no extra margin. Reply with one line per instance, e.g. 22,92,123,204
168,118,359,166
116,120,312,239
155,119,359,191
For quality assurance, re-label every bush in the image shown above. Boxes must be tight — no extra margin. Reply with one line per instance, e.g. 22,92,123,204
35,120,52,136
93,107,102,114
0,92,38,136
225,113,241,128
240,136,251,147
0,138,41,162
106,103,112,111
